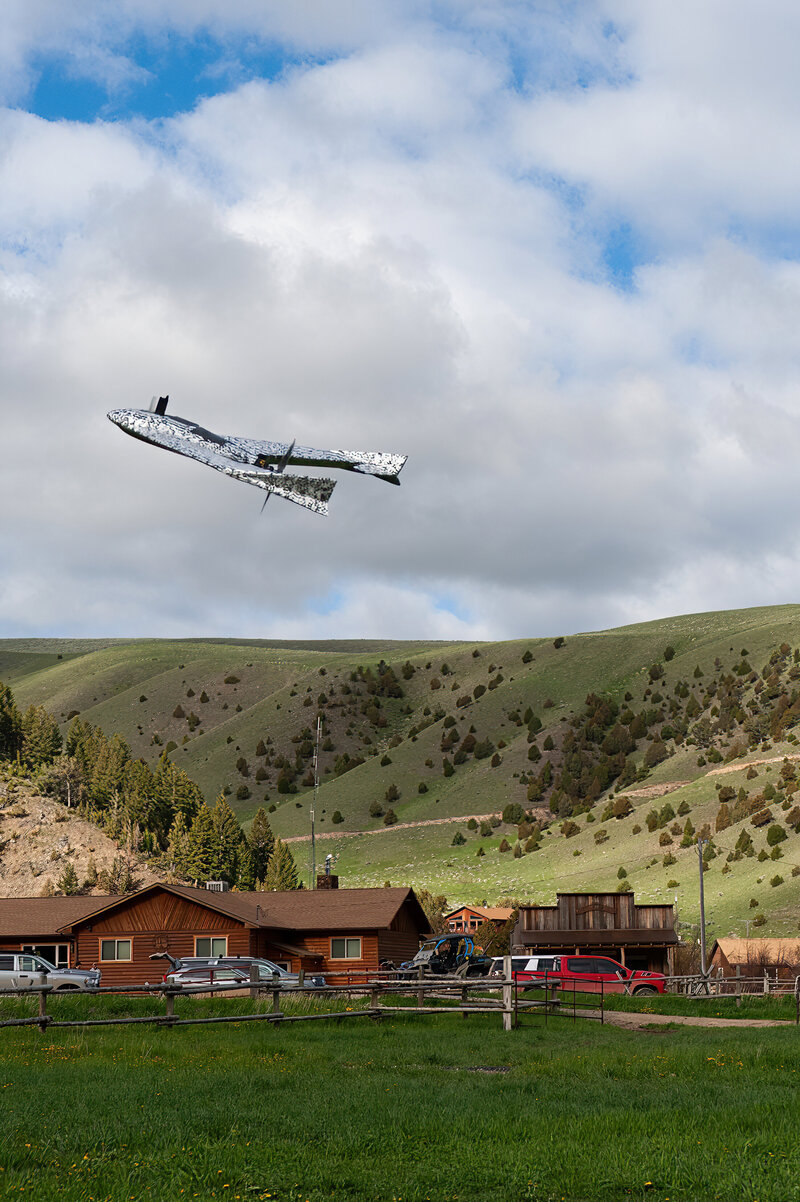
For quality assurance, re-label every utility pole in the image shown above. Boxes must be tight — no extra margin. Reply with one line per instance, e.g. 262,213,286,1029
310,714,321,889
697,838,707,976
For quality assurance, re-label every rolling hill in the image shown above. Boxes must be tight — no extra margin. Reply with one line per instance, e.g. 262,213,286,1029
6,604,800,945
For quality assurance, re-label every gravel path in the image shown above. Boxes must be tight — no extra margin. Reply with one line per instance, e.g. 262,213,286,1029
589,1009,790,1029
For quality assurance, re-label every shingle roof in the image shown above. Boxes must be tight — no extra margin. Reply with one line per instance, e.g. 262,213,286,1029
712,937,800,963
165,884,428,932
1,884,431,938
445,905,513,922
0,896,107,939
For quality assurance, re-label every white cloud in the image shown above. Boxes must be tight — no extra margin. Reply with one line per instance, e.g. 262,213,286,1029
3,4,800,638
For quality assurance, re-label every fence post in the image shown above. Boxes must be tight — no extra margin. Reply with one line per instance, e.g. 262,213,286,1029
250,964,259,1001
502,955,513,1031
37,985,48,1034
164,990,175,1024
461,983,468,1018
417,965,424,1009
272,988,281,1020
735,965,741,1009
764,971,770,996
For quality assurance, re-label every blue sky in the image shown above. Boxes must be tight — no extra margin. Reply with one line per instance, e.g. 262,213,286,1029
3,2,800,639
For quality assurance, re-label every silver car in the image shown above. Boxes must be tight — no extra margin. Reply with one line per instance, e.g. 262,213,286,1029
169,956,326,988
0,952,100,992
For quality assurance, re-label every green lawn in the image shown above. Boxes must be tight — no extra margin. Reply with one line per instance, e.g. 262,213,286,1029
1,995,799,1201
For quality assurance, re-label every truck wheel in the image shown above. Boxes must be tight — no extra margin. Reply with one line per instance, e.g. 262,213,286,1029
632,985,658,997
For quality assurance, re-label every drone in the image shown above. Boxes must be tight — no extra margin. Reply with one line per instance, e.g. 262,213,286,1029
108,397,407,516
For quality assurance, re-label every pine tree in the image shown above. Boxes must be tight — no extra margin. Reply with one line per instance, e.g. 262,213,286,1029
57,862,80,895
262,838,300,890
183,805,219,883
154,752,204,828
21,705,62,769
0,682,22,761
212,794,246,885
166,811,192,879
236,843,257,891
248,808,275,881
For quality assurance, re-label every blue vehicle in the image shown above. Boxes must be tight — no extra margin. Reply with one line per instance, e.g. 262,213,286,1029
399,934,492,977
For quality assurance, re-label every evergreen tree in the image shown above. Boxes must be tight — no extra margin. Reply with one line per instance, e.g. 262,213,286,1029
166,811,193,879
154,752,203,826
183,805,219,883
0,682,22,761
236,843,257,890
212,794,246,885
57,862,80,896
21,705,62,769
248,808,275,880
262,838,300,890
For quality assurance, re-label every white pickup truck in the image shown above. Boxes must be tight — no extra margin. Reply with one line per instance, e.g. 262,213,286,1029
0,952,100,992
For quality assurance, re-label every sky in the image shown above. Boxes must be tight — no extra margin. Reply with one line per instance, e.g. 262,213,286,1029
3,1,800,641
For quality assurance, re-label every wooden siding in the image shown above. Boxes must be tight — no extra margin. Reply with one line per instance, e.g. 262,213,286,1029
518,894,675,934
75,928,251,988
377,930,421,965
85,892,245,935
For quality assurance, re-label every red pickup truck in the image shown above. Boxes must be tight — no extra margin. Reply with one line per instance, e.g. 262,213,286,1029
521,954,666,996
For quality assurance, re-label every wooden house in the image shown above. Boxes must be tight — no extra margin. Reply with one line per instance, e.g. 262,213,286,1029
0,882,430,987
512,892,677,973
444,905,513,934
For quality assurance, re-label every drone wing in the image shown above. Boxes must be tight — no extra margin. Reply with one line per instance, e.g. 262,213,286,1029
246,440,407,484
190,444,336,515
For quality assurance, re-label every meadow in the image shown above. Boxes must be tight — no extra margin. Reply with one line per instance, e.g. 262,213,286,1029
1,995,799,1201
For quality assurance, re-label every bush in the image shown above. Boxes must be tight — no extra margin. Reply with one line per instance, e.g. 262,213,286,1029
451,832,466,846
418,782,429,794
236,785,251,800
502,802,525,825
369,801,384,818
617,866,627,879
383,809,398,826
753,913,766,926
767,824,787,846
467,818,478,830
332,811,344,824
560,820,580,838
770,875,784,887
224,675,240,684
666,879,679,888
498,838,511,853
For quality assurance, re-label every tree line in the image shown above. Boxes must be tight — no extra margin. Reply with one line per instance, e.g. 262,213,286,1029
0,681,300,893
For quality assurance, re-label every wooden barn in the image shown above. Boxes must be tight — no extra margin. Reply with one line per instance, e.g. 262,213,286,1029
512,892,678,973
0,882,430,987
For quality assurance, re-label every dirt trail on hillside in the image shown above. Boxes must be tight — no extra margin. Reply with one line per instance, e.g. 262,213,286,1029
283,813,499,844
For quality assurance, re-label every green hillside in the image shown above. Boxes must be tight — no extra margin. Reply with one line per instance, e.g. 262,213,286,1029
6,604,800,944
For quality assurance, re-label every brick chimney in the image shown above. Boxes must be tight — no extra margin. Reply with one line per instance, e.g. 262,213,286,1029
317,874,339,890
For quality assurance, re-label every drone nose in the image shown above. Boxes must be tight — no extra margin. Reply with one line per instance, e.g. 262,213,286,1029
108,409,133,432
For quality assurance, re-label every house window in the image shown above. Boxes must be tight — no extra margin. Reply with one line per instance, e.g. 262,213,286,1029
195,937,228,957
330,937,362,960
99,939,132,961
23,943,69,968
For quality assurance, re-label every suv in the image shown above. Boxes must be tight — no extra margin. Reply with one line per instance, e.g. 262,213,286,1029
0,952,100,992
164,957,326,988
548,955,665,996
490,955,557,981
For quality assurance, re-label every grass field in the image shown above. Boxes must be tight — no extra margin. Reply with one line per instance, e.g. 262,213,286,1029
1,995,800,1201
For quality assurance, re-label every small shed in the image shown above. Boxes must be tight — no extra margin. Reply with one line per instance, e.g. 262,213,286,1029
709,938,800,976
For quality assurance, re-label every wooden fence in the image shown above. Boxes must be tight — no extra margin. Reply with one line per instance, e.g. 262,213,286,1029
0,961,607,1034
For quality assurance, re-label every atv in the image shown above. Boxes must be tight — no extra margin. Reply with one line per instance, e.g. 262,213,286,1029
399,933,493,978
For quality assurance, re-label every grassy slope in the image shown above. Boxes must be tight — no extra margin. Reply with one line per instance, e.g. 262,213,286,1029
7,605,800,936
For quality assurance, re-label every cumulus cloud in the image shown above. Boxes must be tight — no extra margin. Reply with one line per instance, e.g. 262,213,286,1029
3,3,800,639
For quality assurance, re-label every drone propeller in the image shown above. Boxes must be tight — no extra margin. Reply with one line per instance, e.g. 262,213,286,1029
260,438,296,513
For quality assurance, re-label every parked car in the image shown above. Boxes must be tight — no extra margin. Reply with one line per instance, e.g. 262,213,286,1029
164,957,326,988
0,952,100,992
537,955,666,996
164,965,252,989
490,955,557,980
